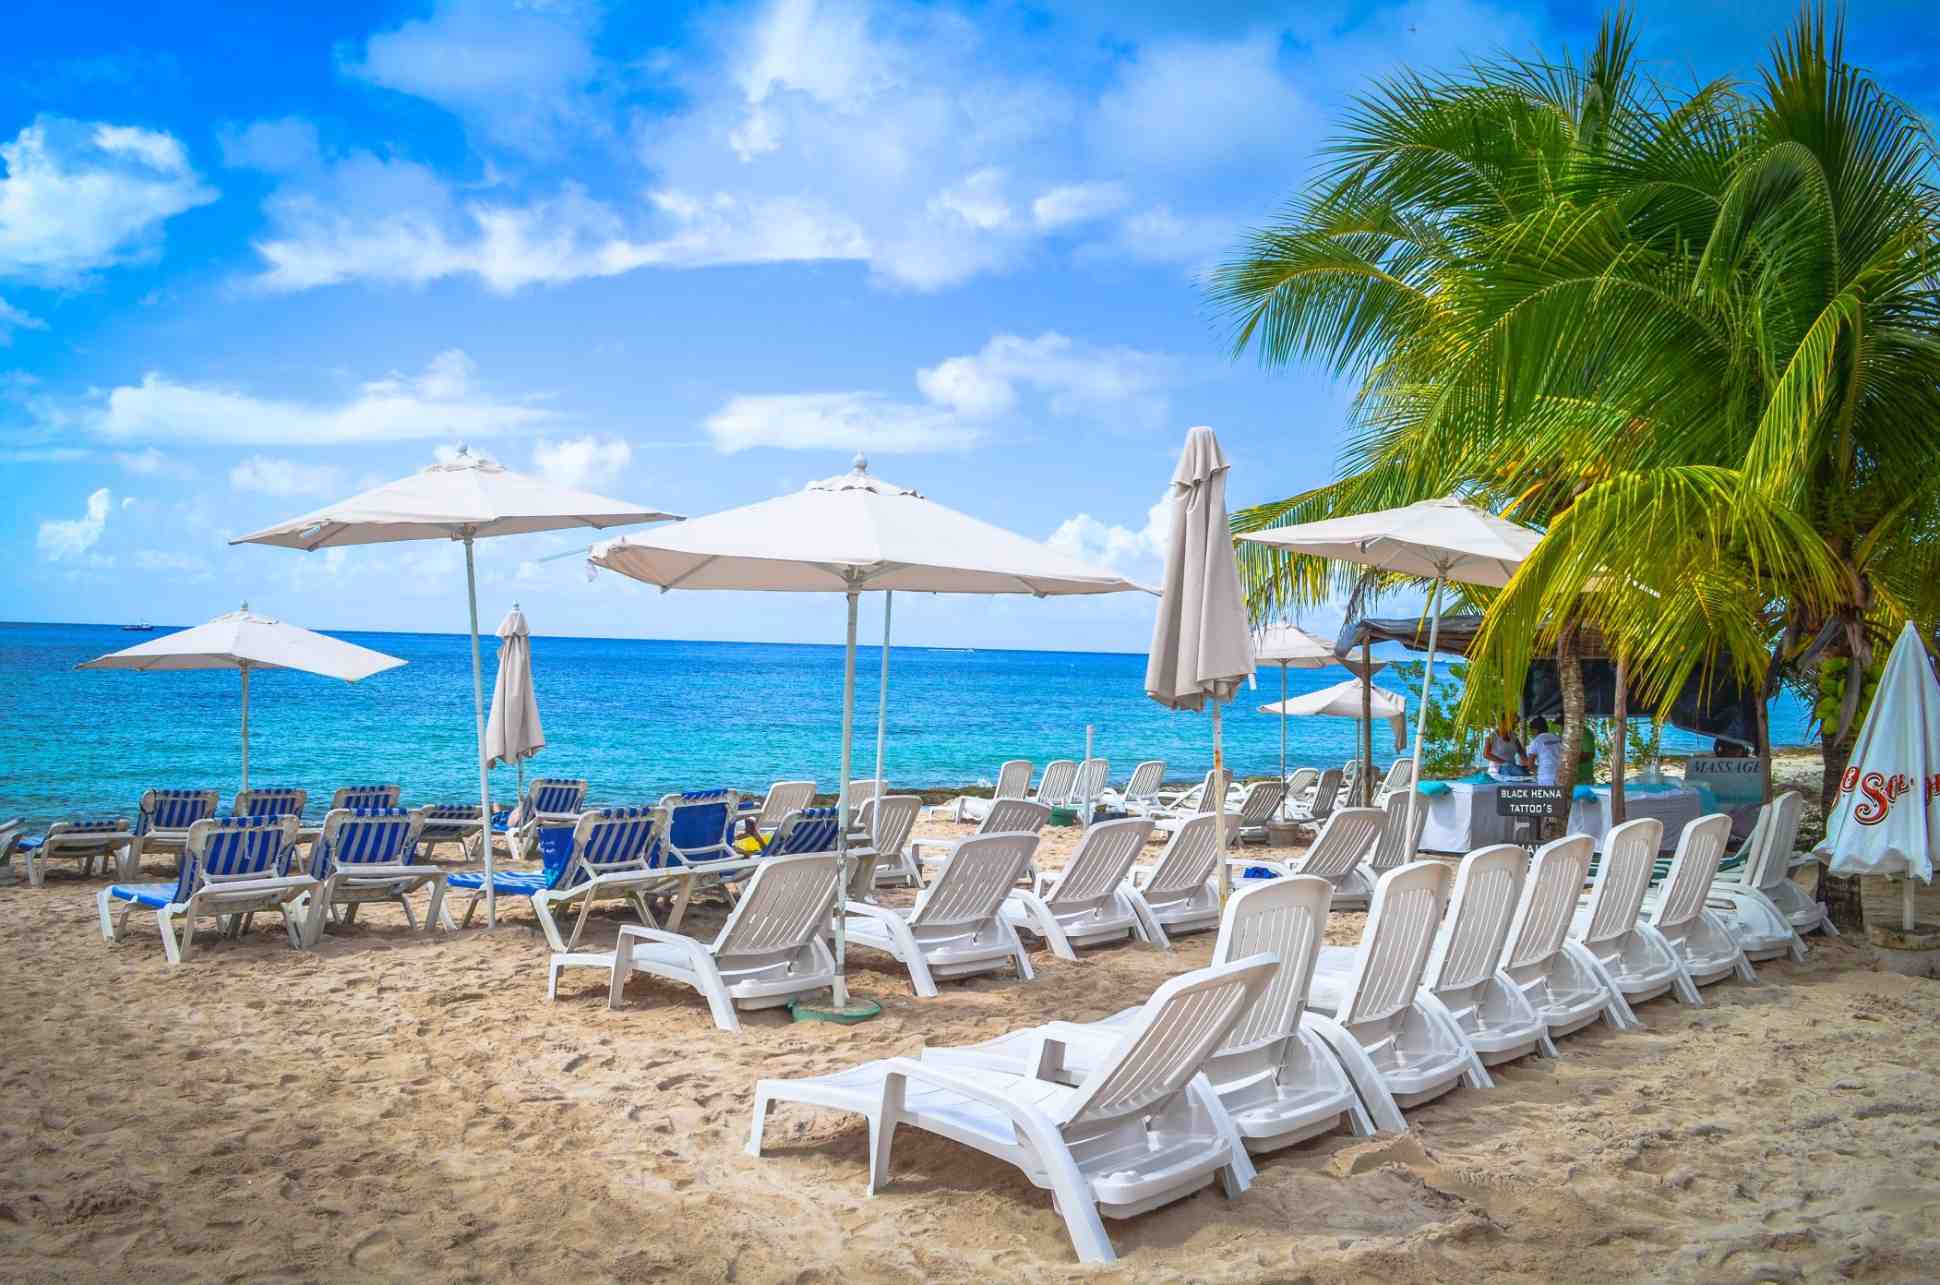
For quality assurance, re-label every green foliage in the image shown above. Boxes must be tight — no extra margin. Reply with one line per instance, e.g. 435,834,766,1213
1388,660,1481,775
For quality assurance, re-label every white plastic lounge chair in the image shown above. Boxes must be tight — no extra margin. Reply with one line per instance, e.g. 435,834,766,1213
1002,816,1154,961
927,877,1374,1157
1496,834,1633,1038
1031,759,1079,809
232,785,308,821
1357,789,1428,889
844,832,1039,996
15,819,134,887
1230,780,1288,844
910,798,1051,876
744,780,816,840
329,784,402,812
1288,767,1343,827
860,794,924,889
1074,757,1110,807
98,815,314,964
1303,861,1491,1119
305,807,444,944
1152,768,1233,816
746,953,1279,1265
550,852,839,1031
1709,791,1823,958
1338,759,1362,805
948,759,1034,822
1283,767,1320,815
1108,759,1166,814
415,803,483,859
1244,807,1386,910
447,806,665,950
1372,760,1415,807
130,787,221,866
1124,812,1228,944
716,807,844,915
847,778,886,808
1640,813,1755,992
1566,816,1687,1015
1419,844,1553,1066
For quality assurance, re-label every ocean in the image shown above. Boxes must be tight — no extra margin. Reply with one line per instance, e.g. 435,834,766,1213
0,621,1814,826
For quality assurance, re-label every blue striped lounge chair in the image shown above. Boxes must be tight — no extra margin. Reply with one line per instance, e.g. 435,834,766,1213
650,789,743,867
304,807,444,944
446,806,665,951
13,818,134,887
748,806,842,859
330,784,403,811
416,803,484,859
97,815,315,964
493,778,590,860
232,786,309,820
131,788,221,867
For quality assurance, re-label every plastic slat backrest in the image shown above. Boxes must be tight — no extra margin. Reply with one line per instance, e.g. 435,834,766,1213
1238,780,1287,825
1213,877,1331,1055
1145,813,1223,898
1308,768,1344,818
1651,814,1734,933
1382,759,1416,794
1197,767,1234,808
178,815,297,902
1338,861,1452,1028
235,787,308,821
757,781,816,829
1061,955,1276,1130
1370,791,1428,873
1124,760,1165,802
332,784,402,812
770,807,840,855
1076,758,1110,801
1426,845,1527,993
994,760,1034,799
1285,767,1319,798
1036,760,1078,806
1752,791,1805,895
528,779,588,816
568,807,658,884
1500,835,1593,972
310,807,422,877
847,778,886,806
1578,817,1664,951
1049,817,1151,908
715,853,838,956
866,795,921,855
1297,807,1385,879
915,832,1038,929
659,790,737,858
139,788,220,835
981,798,1051,835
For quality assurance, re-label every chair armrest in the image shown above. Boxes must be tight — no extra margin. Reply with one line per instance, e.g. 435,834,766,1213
880,1057,1065,1129
616,924,712,960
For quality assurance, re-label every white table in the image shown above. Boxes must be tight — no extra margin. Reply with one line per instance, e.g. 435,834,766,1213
1418,782,1518,854
1567,786,1705,851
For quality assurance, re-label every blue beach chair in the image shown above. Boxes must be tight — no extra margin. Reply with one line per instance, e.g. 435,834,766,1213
97,815,314,963
329,784,402,812
12,818,134,887
492,778,589,860
650,789,742,867
747,806,841,859
416,803,484,859
446,806,667,951
305,807,444,944
232,786,309,821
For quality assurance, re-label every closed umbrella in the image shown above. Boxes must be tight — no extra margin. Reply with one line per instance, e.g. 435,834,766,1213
1147,427,1255,903
1239,495,1539,843
1259,676,1409,752
486,604,545,804
78,603,405,791
233,448,678,925
589,454,1144,1012
1814,622,1938,930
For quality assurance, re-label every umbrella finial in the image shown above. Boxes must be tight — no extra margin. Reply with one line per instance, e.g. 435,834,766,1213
852,452,868,475
240,600,249,612
457,443,470,458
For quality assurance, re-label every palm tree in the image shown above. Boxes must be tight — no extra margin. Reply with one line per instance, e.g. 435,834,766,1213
1211,7,1940,855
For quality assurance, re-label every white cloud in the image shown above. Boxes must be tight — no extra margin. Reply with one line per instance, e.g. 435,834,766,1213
115,447,190,477
1031,182,1128,230
1088,37,1314,179
132,549,212,577
706,392,978,455
531,435,632,489
38,486,112,560
0,117,216,282
915,332,1176,428
1048,494,1172,571
228,454,343,497
0,295,45,342
93,349,555,446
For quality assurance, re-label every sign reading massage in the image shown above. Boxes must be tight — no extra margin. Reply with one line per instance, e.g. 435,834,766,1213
1496,785,1566,818
1834,766,1940,826
1686,756,1766,805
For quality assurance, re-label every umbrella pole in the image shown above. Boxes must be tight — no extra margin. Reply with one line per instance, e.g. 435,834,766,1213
1404,576,1445,848
239,663,251,794
873,590,891,841
1214,699,1229,904
1279,663,1287,794
464,533,496,929
834,588,859,1008
1361,638,1373,805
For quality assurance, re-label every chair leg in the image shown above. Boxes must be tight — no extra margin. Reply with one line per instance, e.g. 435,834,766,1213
867,1074,905,1196
606,943,633,1010
1010,895,1078,962
691,958,743,1033
158,909,184,964
531,892,572,954
424,879,446,934
97,889,119,941
1306,1019,1407,1134
746,1082,776,1158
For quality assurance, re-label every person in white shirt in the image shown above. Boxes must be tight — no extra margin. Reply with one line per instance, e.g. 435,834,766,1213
1522,717,1565,786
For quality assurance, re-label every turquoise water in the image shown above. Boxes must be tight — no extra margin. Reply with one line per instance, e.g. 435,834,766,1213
0,621,1813,826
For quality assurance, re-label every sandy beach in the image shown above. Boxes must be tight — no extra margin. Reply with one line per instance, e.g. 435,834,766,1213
3,803,1937,1285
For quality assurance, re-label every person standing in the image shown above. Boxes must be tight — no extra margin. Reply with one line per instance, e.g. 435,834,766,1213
1523,717,1566,786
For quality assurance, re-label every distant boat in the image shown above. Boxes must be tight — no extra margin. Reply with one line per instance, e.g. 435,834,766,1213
121,622,155,632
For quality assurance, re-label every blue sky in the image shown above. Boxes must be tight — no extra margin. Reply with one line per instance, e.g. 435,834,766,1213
5,0,1937,651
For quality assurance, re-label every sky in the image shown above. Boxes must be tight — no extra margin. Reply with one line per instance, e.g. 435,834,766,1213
5,0,1938,652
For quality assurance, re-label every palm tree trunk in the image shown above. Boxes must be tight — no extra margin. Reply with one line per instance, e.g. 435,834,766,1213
1609,651,1627,825
1555,626,1585,830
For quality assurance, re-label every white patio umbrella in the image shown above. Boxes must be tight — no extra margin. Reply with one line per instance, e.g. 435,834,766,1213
77,603,405,791
232,448,678,925
1813,622,1938,930
589,455,1144,1010
1146,427,1255,903
1259,676,1409,752
485,604,545,804
1253,623,1341,788
1239,495,1540,843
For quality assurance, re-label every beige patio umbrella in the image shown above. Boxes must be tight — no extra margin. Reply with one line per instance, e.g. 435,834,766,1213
233,448,678,925
1259,676,1409,752
1147,427,1255,902
1253,623,1339,792
485,604,544,805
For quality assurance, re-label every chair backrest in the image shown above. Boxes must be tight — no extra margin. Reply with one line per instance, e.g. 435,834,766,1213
1296,807,1385,880
755,780,817,830
558,807,660,886
234,786,309,822
1075,757,1109,802
764,807,842,856
1749,790,1804,894
1123,760,1165,804
1650,813,1734,934
1195,767,1235,810
1499,834,1593,973
1210,876,1333,1055
1143,813,1226,899
1423,844,1527,995
1340,759,1361,793
1335,861,1453,1028
1575,817,1664,953
911,832,1039,929
1235,779,1287,826
862,794,921,856
1369,790,1428,873
46,818,131,841
846,778,885,807
136,788,220,835
713,852,839,958
1308,767,1344,819
172,814,299,903
979,797,1051,836
1059,954,1278,1130
1285,766,1319,799
1379,759,1415,796
1047,816,1151,909
418,802,481,831
309,807,425,878
527,778,589,817
653,789,740,864
330,784,402,812
1035,759,1078,805
992,759,1034,799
